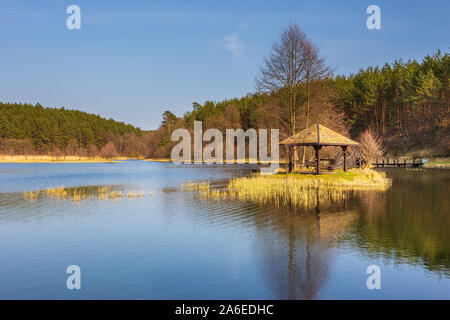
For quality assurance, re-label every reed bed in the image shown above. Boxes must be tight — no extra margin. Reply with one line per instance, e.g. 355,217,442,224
228,179,350,210
243,168,391,189
181,181,228,201
23,190,40,201
23,185,150,203
227,168,391,209
181,181,210,192
181,168,391,210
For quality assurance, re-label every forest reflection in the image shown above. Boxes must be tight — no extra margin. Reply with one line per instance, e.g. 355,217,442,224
352,170,450,276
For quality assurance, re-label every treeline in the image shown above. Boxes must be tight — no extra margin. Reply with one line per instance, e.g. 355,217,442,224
0,102,149,157
1,25,448,160
146,50,449,159
334,50,449,155
146,87,347,161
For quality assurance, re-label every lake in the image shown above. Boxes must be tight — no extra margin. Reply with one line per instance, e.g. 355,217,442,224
0,161,448,299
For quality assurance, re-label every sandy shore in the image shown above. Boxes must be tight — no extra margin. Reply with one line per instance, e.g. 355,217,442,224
141,158,289,164
0,155,117,163
141,158,172,162
3,155,447,167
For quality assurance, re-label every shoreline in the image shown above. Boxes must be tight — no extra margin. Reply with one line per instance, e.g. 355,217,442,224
0,155,125,163
1,155,448,168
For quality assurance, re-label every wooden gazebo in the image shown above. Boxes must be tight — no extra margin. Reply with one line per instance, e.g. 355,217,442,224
280,123,359,175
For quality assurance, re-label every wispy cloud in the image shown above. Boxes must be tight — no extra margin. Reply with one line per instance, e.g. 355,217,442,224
222,33,243,58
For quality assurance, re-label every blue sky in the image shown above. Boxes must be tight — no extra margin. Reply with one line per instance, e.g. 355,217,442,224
0,0,448,130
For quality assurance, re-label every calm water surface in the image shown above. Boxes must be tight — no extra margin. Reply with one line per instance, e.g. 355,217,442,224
0,161,448,299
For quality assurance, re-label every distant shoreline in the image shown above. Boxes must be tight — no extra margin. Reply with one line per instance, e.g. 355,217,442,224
0,155,122,163
1,155,448,168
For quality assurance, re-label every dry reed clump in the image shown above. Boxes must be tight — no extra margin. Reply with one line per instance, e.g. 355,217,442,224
23,190,40,200
206,189,229,201
109,190,123,201
228,178,349,210
97,186,110,200
45,186,88,202
181,181,227,201
45,186,67,198
23,185,149,203
127,191,145,199
181,181,210,192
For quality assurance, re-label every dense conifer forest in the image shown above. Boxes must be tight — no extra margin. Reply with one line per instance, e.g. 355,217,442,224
0,102,145,157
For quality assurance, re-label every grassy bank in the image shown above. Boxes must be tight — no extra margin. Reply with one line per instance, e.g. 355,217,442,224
423,158,450,168
257,168,393,188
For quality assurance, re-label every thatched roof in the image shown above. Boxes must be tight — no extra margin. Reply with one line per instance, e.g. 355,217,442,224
280,123,359,146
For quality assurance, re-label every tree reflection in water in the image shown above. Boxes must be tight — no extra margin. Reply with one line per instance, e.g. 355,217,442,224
253,197,357,299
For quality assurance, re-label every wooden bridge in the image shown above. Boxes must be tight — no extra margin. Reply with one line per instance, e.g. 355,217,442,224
372,157,428,168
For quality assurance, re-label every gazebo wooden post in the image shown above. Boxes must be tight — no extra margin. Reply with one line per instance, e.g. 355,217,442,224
314,145,321,175
341,146,348,171
288,145,293,173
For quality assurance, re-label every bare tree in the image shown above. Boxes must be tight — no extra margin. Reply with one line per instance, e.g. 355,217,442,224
256,23,307,136
100,142,118,160
300,41,331,164
86,144,99,157
256,23,330,166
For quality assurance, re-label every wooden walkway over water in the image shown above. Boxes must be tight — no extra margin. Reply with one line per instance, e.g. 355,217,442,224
372,157,428,168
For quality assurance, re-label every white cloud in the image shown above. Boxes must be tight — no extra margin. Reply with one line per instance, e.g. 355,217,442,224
223,33,243,58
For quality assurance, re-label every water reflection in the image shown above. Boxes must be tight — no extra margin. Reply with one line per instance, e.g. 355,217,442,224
0,162,448,299
177,169,450,297
351,169,450,276
174,185,358,299
247,194,358,299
